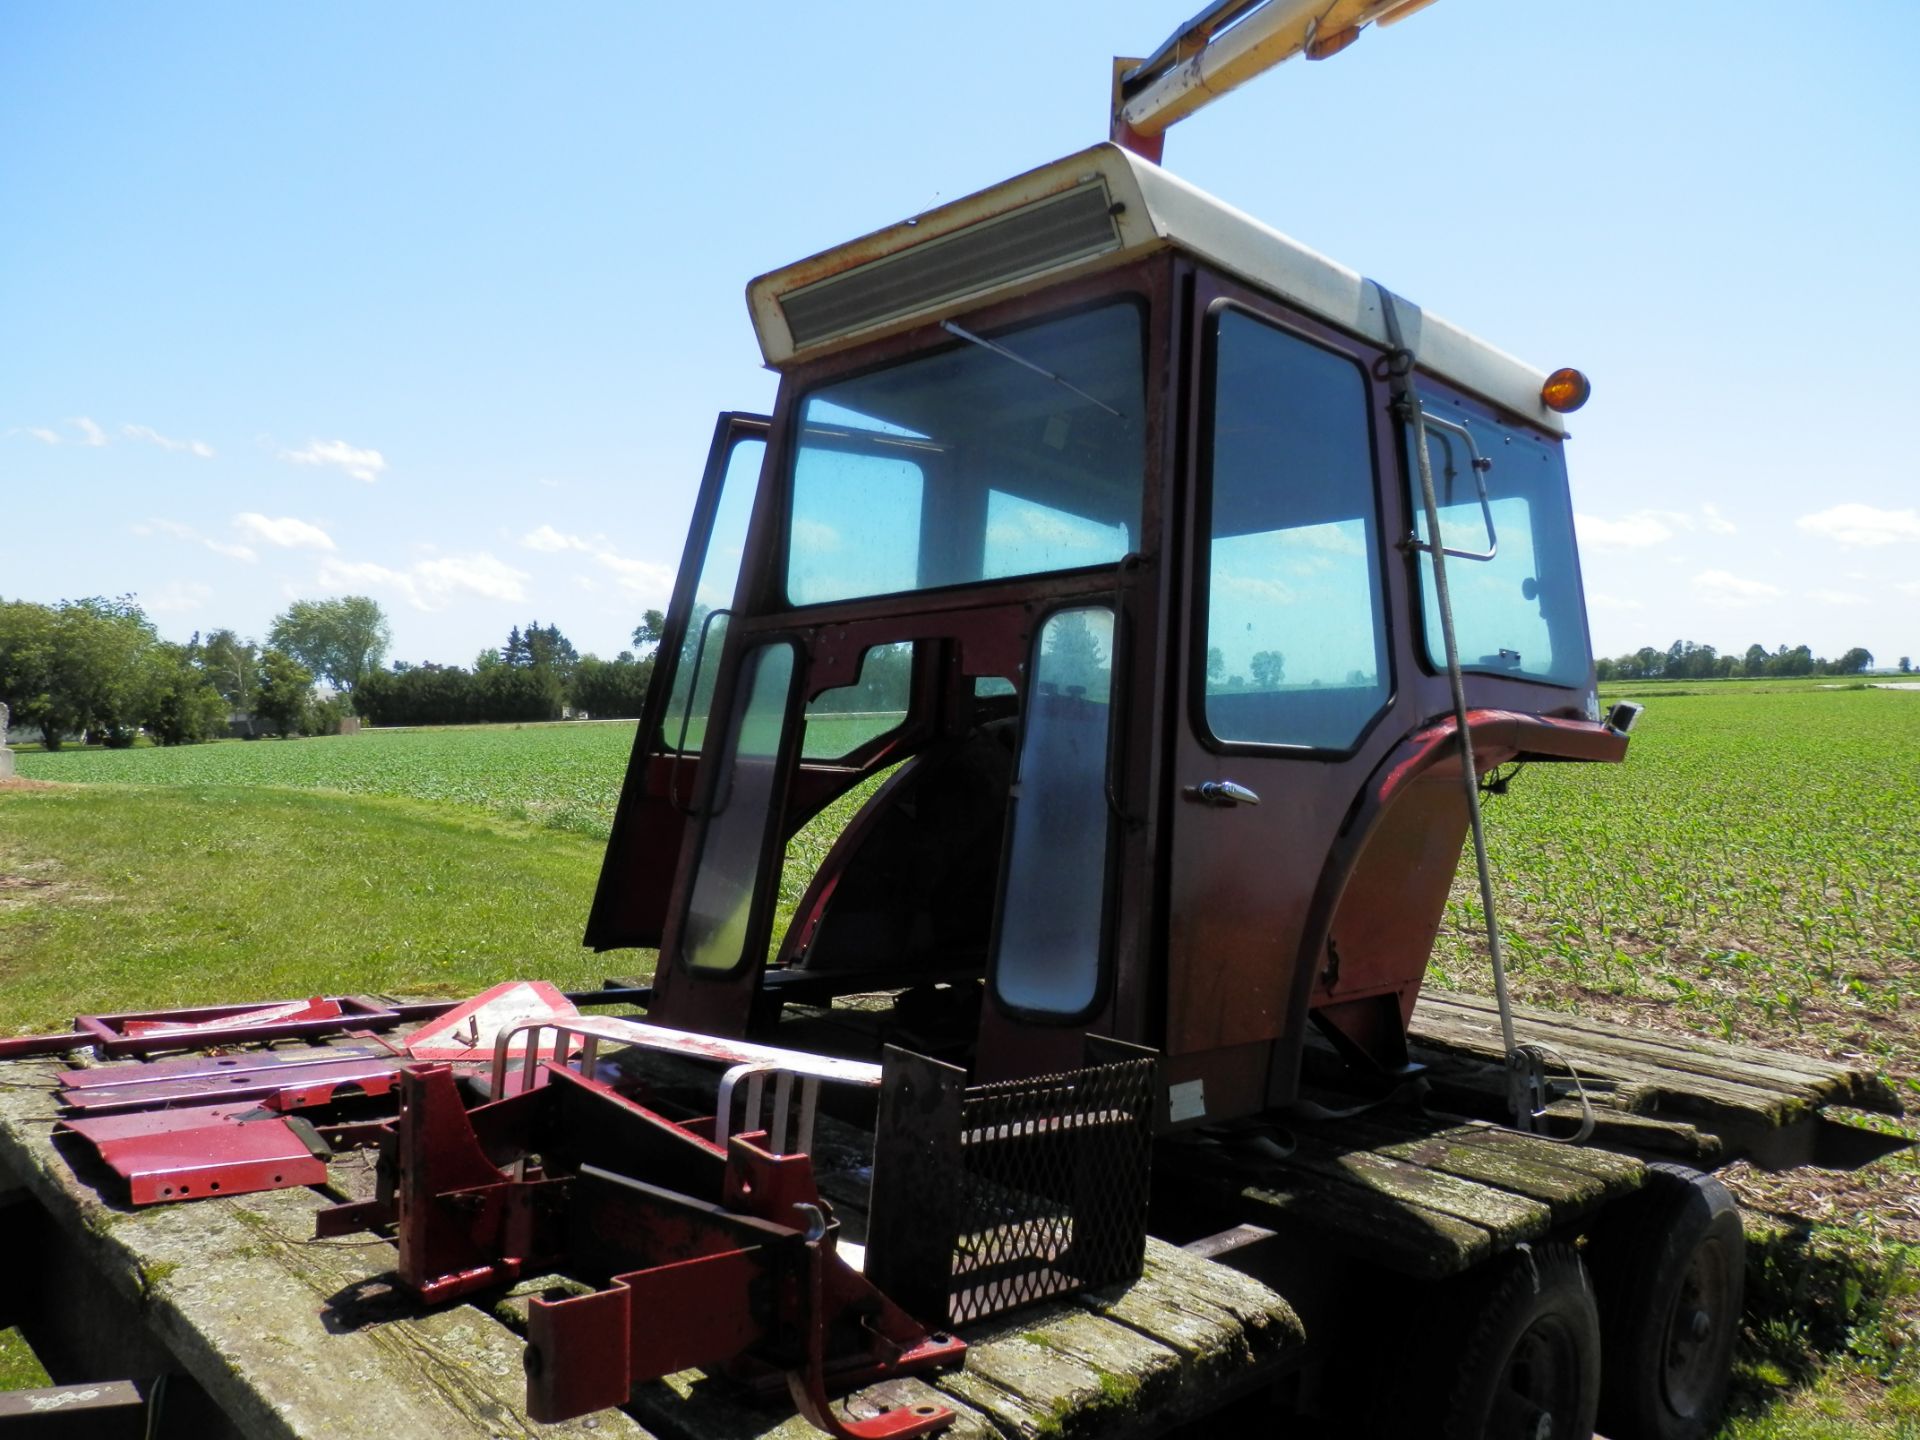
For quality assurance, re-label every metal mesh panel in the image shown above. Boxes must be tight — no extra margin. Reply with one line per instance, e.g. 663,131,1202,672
779,182,1121,351
945,1055,1154,1324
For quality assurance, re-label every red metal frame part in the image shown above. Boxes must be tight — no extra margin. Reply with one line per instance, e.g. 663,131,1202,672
0,996,399,1060
57,1104,330,1205
359,1063,963,1436
57,1054,405,1115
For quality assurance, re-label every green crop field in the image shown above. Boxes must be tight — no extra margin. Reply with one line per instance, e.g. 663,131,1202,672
4,684,1917,1433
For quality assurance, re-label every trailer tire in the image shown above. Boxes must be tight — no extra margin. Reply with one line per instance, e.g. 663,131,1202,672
1443,1242,1600,1440
1590,1163,1744,1440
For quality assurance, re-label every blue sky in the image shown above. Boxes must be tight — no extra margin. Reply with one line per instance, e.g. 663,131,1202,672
3,1,1915,670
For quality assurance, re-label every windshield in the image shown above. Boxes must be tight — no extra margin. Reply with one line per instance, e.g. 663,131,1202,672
785,302,1146,607
1406,387,1589,689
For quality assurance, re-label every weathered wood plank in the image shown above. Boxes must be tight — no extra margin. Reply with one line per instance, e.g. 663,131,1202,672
1280,1133,1554,1240
1229,1161,1493,1279
1422,991,1900,1112
0,1062,650,1440
1409,1007,1814,1124
1308,1116,1638,1216
1072,1240,1305,1385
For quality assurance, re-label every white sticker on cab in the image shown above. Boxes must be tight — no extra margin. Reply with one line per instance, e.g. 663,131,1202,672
1168,1079,1206,1123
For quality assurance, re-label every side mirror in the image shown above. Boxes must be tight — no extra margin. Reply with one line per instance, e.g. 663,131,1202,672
1605,700,1644,736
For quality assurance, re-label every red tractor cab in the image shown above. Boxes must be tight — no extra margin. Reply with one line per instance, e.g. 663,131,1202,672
587,143,1625,1130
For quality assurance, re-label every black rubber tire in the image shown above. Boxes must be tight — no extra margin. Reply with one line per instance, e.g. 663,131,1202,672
1442,1242,1602,1440
1589,1162,1745,1440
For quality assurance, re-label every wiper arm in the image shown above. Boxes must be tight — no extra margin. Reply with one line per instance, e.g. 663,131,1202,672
940,321,1124,422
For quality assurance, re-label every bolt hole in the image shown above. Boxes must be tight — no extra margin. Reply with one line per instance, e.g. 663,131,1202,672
209,1181,220,1191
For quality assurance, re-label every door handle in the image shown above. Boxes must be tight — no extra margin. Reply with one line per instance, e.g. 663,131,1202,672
1186,779,1260,807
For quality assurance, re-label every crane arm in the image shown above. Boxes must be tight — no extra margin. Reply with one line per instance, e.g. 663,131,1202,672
1112,0,1440,161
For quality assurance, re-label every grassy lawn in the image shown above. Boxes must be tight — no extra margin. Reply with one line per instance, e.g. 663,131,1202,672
0,784,628,1034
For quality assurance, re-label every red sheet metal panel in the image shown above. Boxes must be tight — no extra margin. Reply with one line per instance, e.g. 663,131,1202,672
58,1105,329,1205
58,1055,406,1115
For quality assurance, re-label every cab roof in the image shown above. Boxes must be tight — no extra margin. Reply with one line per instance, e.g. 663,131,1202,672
747,143,1567,435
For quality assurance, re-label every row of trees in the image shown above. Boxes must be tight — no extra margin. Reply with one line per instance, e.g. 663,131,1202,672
0,597,326,748
1595,640,1897,682
0,593,680,747
354,615,666,728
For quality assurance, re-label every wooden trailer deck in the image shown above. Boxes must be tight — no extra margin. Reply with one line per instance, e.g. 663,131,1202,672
1189,987,1903,1282
0,1048,1305,1440
0,989,1896,1437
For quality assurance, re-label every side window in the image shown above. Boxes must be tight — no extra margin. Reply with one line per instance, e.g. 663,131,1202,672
992,607,1115,1018
1201,309,1389,751
1406,391,1587,689
681,642,797,973
661,438,765,753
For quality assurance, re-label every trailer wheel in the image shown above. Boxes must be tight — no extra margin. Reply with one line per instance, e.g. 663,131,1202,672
1443,1242,1600,1440
1589,1163,1744,1440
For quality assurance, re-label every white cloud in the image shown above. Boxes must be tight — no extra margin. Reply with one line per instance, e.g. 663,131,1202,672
1807,588,1869,607
1896,581,1920,598
1576,512,1676,549
414,554,528,603
145,581,213,613
1692,569,1784,609
234,512,336,551
24,426,60,445
1588,591,1645,612
69,416,108,447
123,423,214,458
1577,505,1744,550
282,438,387,483
318,551,529,611
138,517,257,564
522,524,593,553
592,549,677,596
1796,503,1920,547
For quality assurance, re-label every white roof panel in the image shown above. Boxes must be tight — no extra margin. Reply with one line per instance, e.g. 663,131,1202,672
747,144,1566,434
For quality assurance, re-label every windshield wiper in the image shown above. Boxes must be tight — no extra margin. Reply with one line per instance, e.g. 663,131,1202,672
940,320,1124,422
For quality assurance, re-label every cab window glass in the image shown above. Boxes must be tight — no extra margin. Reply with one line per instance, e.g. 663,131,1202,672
682,642,796,973
993,607,1115,1017
1405,389,1587,688
1202,309,1389,751
663,438,765,753
788,303,1145,606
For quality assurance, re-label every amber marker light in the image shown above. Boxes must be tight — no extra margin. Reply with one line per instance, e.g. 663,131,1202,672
1542,367,1592,414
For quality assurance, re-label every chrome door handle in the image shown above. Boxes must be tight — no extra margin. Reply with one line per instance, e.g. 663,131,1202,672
1187,780,1260,807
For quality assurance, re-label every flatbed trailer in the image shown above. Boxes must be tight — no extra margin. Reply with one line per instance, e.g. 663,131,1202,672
0,991,1893,1439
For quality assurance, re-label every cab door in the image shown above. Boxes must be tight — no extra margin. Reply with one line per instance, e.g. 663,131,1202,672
1162,289,1396,1120
585,413,768,950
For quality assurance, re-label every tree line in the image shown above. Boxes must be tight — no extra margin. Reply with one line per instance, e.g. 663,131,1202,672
0,595,340,748
1595,639,1897,682
354,614,663,728
0,593,675,748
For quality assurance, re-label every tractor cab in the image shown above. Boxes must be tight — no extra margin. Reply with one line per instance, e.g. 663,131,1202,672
588,143,1627,1128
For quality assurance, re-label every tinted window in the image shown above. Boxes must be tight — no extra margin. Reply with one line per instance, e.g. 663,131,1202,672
788,304,1145,606
1406,389,1587,688
682,642,796,973
663,437,764,753
993,607,1114,1016
1202,309,1389,751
